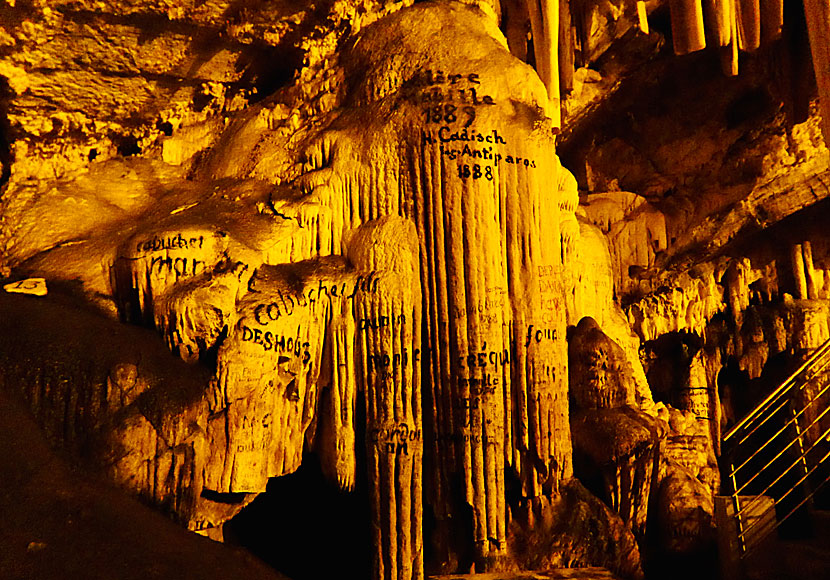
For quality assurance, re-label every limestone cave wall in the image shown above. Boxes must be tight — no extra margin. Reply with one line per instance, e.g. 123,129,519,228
1,1,830,579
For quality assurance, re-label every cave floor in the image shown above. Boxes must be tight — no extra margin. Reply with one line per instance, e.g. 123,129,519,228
0,389,285,580
744,511,830,580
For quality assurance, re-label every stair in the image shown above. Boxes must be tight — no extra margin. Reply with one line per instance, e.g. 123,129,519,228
741,508,830,580
719,338,830,579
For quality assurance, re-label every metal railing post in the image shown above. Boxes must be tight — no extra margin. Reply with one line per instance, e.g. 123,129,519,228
730,464,746,555
791,405,812,481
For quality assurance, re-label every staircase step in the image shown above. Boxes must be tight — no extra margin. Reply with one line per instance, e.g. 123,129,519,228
716,495,778,580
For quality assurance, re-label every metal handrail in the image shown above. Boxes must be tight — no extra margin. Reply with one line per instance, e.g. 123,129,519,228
736,422,830,537
728,356,830,451
724,337,830,441
738,442,830,550
734,401,830,498
723,338,830,557
729,382,830,484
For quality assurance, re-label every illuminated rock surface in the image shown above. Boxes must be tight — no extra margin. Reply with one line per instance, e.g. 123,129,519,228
1,0,830,579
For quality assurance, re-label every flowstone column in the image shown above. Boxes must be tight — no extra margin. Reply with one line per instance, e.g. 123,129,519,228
404,58,572,568
351,217,424,580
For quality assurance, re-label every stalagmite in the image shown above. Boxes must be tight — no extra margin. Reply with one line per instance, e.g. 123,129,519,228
669,0,707,55
792,243,809,300
528,0,562,127
804,240,820,300
804,0,830,149
568,317,662,540
721,0,740,76
737,0,761,51
637,1,649,34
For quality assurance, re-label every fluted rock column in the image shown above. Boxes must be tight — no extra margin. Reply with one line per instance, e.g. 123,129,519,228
408,89,571,566
349,217,423,580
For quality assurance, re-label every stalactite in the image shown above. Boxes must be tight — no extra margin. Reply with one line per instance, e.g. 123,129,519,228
737,0,761,51
669,0,707,55
317,298,358,491
760,0,783,42
803,0,830,150
528,0,562,127
503,0,531,62
559,0,575,95
720,0,740,76
637,1,649,34
705,0,732,46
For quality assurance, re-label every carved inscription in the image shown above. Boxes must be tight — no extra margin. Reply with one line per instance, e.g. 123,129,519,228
234,413,276,453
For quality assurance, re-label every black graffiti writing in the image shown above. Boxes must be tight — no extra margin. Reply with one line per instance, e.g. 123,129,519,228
436,126,506,145
457,374,499,395
135,233,204,254
240,324,311,364
457,163,493,181
236,431,273,453
359,313,406,331
419,70,481,86
424,103,476,127
149,255,205,279
367,348,421,378
524,325,557,347
252,274,380,324
436,431,498,446
369,424,422,444
457,347,510,369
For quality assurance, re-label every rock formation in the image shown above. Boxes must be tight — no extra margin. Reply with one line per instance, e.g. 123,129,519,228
2,0,830,579
568,317,662,540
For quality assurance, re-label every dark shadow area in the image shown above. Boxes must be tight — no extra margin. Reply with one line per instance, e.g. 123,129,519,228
223,450,372,580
